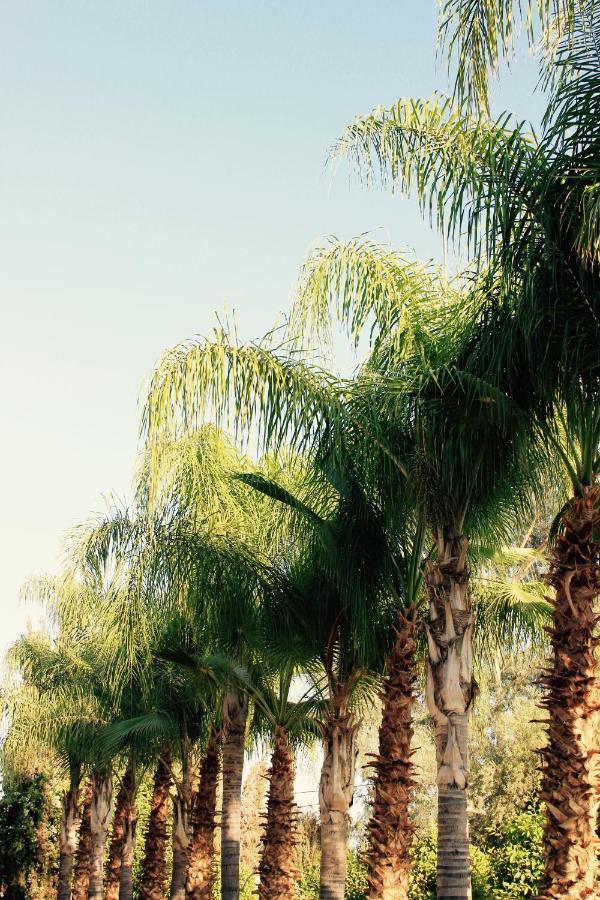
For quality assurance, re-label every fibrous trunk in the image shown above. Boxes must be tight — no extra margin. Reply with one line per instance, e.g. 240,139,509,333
88,770,113,900
138,752,172,900
221,691,248,900
537,487,600,899
319,689,358,900
169,776,194,900
425,533,475,900
57,779,81,900
72,779,93,900
258,726,299,900
365,610,417,900
119,804,137,900
187,727,222,900
105,759,136,900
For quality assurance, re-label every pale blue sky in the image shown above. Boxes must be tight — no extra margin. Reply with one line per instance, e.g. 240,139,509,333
0,1,545,652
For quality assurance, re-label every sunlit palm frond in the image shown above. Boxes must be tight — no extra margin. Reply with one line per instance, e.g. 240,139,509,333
438,0,588,113
142,325,345,463
334,95,539,260
291,235,446,349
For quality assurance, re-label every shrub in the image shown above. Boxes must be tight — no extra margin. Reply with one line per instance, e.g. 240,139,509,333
487,803,544,898
0,773,58,900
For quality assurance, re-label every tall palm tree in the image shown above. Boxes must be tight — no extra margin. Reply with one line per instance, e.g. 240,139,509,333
138,750,172,900
328,5,600,891
82,450,265,900
240,454,399,900
242,654,321,900
186,725,222,900
141,325,437,898
291,237,544,898
139,427,301,900
105,755,138,900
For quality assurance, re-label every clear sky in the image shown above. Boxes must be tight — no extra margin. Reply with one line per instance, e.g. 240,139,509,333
0,1,545,655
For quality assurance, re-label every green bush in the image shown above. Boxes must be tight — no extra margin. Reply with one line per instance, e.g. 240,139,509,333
0,773,58,900
297,852,366,900
408,831,436,899
487,804,544,898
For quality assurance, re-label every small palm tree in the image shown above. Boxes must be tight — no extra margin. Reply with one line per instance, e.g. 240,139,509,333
5,574,120,900
2,667,86,900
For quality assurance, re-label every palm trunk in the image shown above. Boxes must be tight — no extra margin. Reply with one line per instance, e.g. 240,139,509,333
258,726,298,900
319,689,358,900
105,759,136,900
366,609,417,900
57,777,81,900
139,752,172,900
118,804,137,900
169,782,193,900
187,727,222,900
88,771,113,900
72,780,93,900
425,533,475,900
221,690,248,900
537,487,600,899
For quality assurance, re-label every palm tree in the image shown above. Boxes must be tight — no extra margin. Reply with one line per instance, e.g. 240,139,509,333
139,428,299,900
141,324,438,898
104,755,138,900
291,236,545,898
240,454,399,900
82,453,265,900
241,655,320,900
73,780,93,900
328,5,600,891
4,575,119,900
138,750,172,900
186,725,222,900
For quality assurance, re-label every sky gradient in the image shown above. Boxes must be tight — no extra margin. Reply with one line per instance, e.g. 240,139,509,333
0,1,545,653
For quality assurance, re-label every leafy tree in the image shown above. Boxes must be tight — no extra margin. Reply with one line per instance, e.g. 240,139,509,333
0,773,57,900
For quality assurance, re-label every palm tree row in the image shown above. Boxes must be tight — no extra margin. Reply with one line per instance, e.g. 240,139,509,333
3,400,551,900
3,2,599,899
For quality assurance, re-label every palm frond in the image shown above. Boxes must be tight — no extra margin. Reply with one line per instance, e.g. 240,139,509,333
142,325,345,463
439,0,588,113
334,94,539,260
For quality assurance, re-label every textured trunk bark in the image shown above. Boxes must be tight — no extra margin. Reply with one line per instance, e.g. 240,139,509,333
139,752,172,900
187,727,222,900
366,610,417,900
118,809,137,900
537,486,600,900
171,845,190,900
425,533,475,900
105,760,136,900
258,726,298,900
57,781,81,900
221,691,248,900
88,771,114,900
169,788,193,900
319,693,358,900
72,780,93,900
